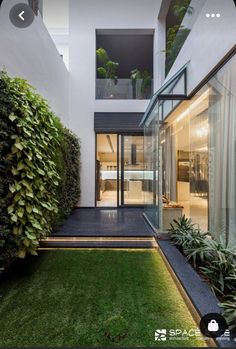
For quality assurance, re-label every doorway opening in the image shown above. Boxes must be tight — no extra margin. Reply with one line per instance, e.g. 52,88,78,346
96,133,147,207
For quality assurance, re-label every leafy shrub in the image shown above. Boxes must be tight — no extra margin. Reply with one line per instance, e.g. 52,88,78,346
57,128,80,220
169,215,236,326
169,215,236,295
220,294,236,330
0,75,22,266
169,215,209,267
0,72,80,264
199,239,236,296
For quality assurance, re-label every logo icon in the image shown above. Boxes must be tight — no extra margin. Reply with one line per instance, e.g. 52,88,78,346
155,329,167,341
208,319,219,332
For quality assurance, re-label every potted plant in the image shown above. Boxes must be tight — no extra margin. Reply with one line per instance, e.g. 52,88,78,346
130,69,152,99
96,48,119,98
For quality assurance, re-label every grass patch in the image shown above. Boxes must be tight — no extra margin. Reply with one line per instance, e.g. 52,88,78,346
0,250,206,347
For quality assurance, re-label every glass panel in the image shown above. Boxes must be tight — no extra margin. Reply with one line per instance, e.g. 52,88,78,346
160,72,185,96
144,103,160,228
162,100,173,119
96,134,117,207
189,91,209,232
207,55,236,247
140,64,188,126
96,79,153,100
123,136,145,205
118,135,122,206
165,0,204,75
162,105,190,230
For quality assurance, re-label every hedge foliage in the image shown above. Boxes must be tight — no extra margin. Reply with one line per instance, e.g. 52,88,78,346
0,72,80,266
57,128,80,220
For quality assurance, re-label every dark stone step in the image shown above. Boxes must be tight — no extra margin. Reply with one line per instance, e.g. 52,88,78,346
40,240,156,249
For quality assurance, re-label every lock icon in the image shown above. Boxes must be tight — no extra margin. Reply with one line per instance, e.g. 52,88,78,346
208,319,219,332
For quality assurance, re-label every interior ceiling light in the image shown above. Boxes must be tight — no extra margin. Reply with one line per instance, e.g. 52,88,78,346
176,89,211,123
196,125,209,138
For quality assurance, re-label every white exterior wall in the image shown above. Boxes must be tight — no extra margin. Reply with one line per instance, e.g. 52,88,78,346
164,0,236,94
0,0,69,125
69,0,161,207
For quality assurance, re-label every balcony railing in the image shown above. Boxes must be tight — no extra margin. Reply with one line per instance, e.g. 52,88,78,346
96,79,153,100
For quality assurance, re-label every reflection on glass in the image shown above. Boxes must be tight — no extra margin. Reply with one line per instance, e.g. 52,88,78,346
144,102,160,228
123,136,146,205
96,134,117,207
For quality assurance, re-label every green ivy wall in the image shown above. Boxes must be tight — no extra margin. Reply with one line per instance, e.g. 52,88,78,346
0,72,80,267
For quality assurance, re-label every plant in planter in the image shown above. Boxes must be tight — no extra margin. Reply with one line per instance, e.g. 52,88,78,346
199,239,236,296
172,0,194,19
169,215,209,266
165,0,194,75
130,69,152,99
169,215,236,329
96,48,119,98
220,293,236,330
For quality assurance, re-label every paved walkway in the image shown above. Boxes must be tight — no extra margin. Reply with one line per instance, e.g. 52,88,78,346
52,208,154,237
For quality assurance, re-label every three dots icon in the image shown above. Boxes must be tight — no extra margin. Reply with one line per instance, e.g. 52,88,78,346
206,13,221,18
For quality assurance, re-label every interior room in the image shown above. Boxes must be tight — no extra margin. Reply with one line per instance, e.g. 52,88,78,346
96,134,150,207
96,134,118,207
162,89,210,231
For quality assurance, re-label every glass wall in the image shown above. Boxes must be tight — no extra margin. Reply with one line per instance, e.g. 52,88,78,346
144,53,236,246
207,55,236,246
161,95,209,232
143,102,160,228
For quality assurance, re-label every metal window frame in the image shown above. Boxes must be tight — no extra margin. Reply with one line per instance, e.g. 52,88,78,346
140,62,189,126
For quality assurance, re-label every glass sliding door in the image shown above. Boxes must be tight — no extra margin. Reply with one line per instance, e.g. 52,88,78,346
96,134,118,207
122,135,145,205
96,133,145,207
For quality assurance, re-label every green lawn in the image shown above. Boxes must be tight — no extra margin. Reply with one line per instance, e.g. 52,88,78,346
0,250,206,347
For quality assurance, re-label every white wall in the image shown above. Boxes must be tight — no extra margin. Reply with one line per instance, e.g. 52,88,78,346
164,0,236,95
42,0,69,69
43,0,69,31
0,0,69,125
69,0,161,207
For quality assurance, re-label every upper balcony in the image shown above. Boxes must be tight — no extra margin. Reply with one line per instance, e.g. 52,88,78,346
96,29,154,100
96,78,153,100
